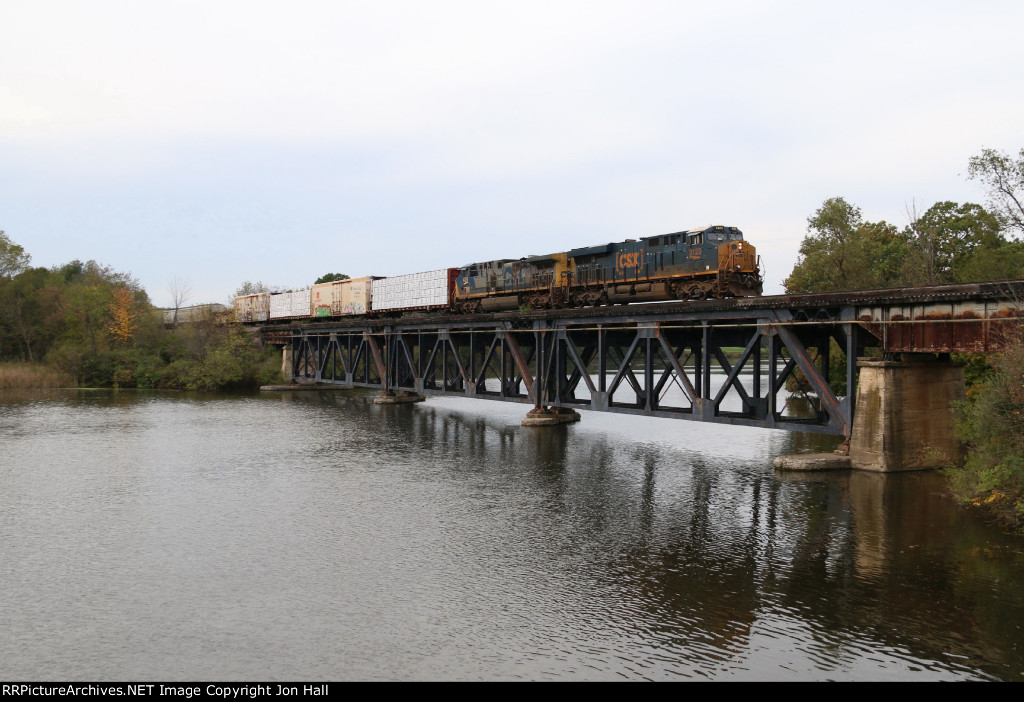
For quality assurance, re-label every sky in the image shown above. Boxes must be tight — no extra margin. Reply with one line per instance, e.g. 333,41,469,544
2,0,1022,307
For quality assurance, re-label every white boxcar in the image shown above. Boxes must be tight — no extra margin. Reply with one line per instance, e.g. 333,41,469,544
371,269,456,311
310,277,376,317
269,290,311,320
235,293,271,323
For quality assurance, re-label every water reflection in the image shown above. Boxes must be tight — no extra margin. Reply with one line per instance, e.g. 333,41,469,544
0,389,1021,680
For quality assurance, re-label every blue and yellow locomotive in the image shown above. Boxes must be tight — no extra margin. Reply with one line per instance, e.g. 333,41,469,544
452,225,762,312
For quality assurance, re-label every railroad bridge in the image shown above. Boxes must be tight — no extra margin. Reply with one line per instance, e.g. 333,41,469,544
260,279,1023,472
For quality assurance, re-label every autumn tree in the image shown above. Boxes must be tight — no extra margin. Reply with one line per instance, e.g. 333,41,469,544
106,286,139,346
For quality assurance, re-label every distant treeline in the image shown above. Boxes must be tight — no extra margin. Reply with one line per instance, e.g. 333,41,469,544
0,239,280,390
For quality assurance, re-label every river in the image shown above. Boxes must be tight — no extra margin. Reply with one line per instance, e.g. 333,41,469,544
1,388,1022,680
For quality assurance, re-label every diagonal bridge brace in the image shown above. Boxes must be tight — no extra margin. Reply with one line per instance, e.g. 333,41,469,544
772,320,849,436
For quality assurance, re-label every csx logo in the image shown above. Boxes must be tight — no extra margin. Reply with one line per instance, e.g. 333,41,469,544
616,252,641,269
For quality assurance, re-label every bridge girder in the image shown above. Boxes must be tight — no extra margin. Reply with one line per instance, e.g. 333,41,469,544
285,307,867,436
262,279,1023,449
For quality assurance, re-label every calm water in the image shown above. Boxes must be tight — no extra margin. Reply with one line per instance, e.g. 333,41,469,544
1,388,1022,681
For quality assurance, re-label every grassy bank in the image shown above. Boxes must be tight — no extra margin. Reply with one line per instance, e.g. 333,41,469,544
0,363,72,389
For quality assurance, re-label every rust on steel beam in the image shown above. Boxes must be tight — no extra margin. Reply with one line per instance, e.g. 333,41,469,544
502,330,536,404
856,311,1023,353
364,333,387,387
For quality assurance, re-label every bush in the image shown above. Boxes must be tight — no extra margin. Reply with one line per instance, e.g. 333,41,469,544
948,331,1024,531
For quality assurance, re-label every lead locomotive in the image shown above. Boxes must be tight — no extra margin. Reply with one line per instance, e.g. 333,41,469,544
452,225,762,313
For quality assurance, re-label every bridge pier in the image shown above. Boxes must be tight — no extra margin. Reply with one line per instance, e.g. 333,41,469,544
281,345,293,382
521,406,582,426
373,391,426,404
848,357,965,472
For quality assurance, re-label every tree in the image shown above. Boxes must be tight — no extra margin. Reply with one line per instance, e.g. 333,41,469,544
0,231,31,278
168,276,192,328
900,201,1004,285
784,197,905,293
234,281,270,297
106,286,139,346
954,238,1024,283
786,196,1024,295
49,260,146,352
314,272,349,284
967,148,1024,236
0,267,52,362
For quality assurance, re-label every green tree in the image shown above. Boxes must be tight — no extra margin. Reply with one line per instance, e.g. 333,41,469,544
955,239,1024,282
0,231,31,279
900,201,1006,285
314,272,349,284
968,148,1024,236
0,267,52,362
784,197,905,293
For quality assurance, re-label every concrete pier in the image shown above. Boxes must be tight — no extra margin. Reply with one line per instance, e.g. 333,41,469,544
521,406,582,427
281,345,293,381
372,391,426,404
848,358,965,472
774,453,852,472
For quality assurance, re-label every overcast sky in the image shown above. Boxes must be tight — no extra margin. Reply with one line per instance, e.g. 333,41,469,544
2,0,1021,306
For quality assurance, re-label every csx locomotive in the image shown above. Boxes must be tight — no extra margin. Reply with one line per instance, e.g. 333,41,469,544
236,224,762,322
452,224,761,312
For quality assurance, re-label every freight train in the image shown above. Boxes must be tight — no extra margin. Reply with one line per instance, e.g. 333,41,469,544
235,224,762,322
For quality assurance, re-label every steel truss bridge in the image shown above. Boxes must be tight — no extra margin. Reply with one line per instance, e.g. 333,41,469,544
262,280,1023,437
